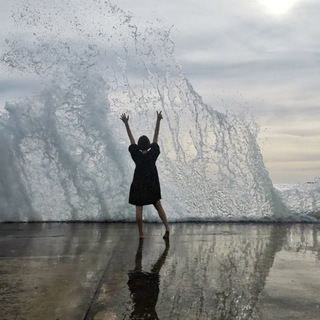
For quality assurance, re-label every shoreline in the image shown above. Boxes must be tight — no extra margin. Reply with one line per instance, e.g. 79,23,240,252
1,217,320,224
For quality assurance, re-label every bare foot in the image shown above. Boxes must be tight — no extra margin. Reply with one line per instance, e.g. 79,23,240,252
163,230,170,239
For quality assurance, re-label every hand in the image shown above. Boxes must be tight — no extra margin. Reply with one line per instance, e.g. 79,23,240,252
120,113,129,123
156,111,163,121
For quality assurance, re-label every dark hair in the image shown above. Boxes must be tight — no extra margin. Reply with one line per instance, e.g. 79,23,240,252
138,135,151,151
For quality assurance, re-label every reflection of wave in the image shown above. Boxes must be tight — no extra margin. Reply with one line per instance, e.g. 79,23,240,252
80,223,320,319
152,224,319,319
282,224,320,258
152,224,285,319
5,223,317,319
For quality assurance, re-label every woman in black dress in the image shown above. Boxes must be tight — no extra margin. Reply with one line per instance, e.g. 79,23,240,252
120,111,170,239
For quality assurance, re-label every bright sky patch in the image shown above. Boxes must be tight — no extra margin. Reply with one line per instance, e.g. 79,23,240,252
258,0,299,15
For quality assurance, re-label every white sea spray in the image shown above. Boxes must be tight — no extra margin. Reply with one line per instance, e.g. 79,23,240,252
0,0,318,222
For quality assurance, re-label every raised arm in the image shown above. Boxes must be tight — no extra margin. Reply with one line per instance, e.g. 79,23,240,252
120,113,135,145
152,111,163,144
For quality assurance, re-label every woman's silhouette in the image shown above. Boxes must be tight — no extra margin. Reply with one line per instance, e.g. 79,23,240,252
127,239,170,319
120,111,170,239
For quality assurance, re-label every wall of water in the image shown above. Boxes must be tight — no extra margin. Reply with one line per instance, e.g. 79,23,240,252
0,0,317,222
275,182,320,219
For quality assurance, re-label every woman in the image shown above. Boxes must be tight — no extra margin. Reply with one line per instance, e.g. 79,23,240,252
120,111,170,239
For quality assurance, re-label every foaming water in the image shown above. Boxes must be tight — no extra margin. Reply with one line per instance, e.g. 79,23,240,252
0,0,319,222
275,181,320,219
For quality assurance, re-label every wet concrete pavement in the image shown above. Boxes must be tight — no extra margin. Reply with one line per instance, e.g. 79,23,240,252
0,222,320,319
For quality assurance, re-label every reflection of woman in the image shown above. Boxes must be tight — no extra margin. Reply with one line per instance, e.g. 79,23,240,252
127,239,170,319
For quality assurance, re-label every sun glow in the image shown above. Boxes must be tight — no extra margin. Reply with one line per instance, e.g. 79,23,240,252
258,0,299,15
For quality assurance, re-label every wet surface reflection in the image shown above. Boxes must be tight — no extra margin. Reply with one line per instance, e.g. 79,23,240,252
126,239,170,319
1,223,320,319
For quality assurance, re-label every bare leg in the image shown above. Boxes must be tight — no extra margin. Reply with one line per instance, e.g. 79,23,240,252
136,206,144,239
153,200,170,238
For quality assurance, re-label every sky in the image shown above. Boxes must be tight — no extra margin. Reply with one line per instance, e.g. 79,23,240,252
0,0,319,184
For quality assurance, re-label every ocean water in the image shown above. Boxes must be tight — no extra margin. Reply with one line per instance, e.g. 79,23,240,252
0,0,319,223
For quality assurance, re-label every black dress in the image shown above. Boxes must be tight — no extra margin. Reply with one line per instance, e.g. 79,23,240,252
128,143,161,206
